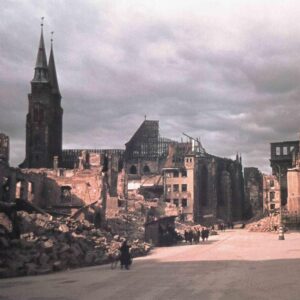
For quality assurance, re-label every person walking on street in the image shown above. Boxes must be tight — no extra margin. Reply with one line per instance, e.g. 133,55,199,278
120,240,132,270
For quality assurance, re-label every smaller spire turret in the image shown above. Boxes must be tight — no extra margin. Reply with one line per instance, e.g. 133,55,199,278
48,31,61,96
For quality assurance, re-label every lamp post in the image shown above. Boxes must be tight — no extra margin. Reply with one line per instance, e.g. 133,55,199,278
277,165,285,240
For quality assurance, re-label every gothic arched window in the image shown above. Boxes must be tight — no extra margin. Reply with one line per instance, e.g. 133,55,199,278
143,165,150,174
129,165,137,174
33,104,44,123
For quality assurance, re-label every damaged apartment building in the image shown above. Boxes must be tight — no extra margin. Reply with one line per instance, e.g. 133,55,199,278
124,120,245,223
270,137,300,217
239,137,300,218
270,140,300,207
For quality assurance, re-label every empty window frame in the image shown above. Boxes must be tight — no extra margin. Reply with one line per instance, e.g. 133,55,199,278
181,170,187,177
166,185,172,193
173,198,179,207
165,172,172,178
173,184,179,192
173,170,179,178
181,198,188,207
181,184,187,192
276,147,281,156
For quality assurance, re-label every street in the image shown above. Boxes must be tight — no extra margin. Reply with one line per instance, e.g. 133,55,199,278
1,230,300,300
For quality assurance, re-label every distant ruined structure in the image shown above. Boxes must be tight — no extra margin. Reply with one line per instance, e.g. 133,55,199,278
270,140,299,206
0,133,9,164
125,120,245,223
268,135,300,223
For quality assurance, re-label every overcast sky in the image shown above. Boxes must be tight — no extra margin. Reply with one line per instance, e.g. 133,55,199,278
1,0,300,173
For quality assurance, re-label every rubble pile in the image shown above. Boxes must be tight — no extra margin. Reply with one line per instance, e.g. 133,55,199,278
246,214,280,232
107,211,145,241
0,211,151,278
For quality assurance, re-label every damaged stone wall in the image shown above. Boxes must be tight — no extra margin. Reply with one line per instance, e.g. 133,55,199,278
244,167,263,217
0,161,46,206
1,150,124,217
287,165,300,215
195,155,244,223
0,133,9,164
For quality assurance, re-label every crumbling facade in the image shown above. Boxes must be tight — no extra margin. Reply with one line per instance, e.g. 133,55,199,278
244,167,263,217
263,174,280,214
0,133,9,164
163,154,195,221
0,160,42,205
1,156,123,223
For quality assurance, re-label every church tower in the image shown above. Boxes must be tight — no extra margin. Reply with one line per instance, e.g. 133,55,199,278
21,20,63,168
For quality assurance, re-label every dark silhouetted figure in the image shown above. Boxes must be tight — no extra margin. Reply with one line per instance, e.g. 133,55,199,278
184,230,189,243
204,228,209,241
120,240,131,270
201,228,206,242
188,228,193,244
194,228,200,244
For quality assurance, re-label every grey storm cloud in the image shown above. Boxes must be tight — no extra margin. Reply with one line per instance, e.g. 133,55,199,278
1,0,300,173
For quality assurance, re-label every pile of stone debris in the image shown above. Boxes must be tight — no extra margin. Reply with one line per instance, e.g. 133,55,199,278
246,214,280,232
0,211,151,278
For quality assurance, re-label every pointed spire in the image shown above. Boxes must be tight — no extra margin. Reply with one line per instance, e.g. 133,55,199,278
32,17,48,82
48,31,61,96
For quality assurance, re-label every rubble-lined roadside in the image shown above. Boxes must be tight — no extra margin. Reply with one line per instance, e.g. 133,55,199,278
0,210,151,278
246,214,280,232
